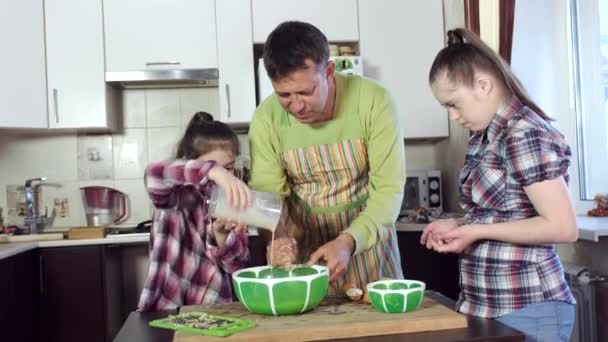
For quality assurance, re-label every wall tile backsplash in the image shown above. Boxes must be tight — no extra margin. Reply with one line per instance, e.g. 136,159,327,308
147,127,182,163
146,89,181,128
180,88,221,127
122,90,147,128
0,88,222,229
77,134,114,180
112,128,148,180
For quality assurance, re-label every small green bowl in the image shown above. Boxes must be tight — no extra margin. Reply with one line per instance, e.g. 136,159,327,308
366,279,425,313
232,265,329,316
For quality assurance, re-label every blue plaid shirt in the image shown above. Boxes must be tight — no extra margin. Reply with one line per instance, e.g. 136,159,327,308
456,96,576,318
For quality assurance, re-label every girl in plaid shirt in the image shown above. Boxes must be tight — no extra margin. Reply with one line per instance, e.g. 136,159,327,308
421,28,577,341
138,112,252,312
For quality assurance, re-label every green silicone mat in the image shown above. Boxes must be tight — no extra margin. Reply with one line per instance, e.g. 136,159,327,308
149,311,256,337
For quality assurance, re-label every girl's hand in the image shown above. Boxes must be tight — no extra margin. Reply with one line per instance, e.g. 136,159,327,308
207,165,252,209
432,224,480,254
211,218,248,248
211,218,247,234
420,218,460,249
420,218,459,244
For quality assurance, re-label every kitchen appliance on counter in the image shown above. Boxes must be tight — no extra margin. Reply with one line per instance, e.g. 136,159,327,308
80,186,128,227
400,170,443,217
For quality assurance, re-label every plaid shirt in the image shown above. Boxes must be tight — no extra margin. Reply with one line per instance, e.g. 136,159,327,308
457,96,576,318
138,160,248,312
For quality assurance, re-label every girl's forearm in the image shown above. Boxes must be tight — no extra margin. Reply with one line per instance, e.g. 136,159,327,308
471,215,578,245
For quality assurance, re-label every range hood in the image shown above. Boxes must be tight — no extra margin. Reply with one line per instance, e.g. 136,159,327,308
106,68,219,89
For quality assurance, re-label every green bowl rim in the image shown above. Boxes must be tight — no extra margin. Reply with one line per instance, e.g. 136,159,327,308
232,264,329,285
366,279,426,295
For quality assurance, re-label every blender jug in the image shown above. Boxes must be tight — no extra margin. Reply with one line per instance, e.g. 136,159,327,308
80,186,128,226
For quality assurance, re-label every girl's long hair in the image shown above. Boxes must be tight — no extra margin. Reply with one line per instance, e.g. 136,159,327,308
429,28,551,121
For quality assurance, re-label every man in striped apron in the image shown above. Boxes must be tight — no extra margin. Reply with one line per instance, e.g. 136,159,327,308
249,21,406,292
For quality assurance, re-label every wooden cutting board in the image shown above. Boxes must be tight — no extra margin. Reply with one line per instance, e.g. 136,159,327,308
67,227,107,240
174,296,467,342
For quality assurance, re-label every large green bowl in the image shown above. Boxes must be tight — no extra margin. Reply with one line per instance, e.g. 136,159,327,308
232,265,328,316
366,279,425,313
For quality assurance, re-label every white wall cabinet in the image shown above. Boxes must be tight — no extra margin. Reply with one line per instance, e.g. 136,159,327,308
216,0,257,123
358,0,448,139
103,0,218,72
252,0,359,43
45,0,113,129
0,0,48,128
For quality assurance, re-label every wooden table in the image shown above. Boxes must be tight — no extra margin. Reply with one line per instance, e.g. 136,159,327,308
114,291,524,342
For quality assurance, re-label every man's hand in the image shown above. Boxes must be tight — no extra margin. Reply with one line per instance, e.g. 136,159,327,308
267,237,297,268
307,234,355,283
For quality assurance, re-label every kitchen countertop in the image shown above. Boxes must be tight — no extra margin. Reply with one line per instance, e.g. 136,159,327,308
576,215,608,242
0,228,260,261
0,233,149,260
0,243,39,260
114,291,524,342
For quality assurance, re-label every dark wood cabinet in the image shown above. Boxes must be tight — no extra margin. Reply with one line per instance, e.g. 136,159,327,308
0,250,39,342
397,231,460,300
39,245,123,342
13,250,40,342
40,246,106,342
0,255,17,342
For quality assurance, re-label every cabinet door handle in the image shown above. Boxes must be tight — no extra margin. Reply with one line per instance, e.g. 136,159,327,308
145,61,181,66
225,83,231,119
52,88,59,124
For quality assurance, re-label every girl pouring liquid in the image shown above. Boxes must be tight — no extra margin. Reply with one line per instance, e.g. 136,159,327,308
138,112,252,311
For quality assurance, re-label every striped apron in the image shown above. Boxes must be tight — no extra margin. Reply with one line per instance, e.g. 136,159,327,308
281,138,403,294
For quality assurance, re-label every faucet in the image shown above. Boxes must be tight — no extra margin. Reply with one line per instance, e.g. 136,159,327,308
24,177,48,234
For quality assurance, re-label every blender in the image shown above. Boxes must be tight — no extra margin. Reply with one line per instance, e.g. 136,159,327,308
80,186,128,227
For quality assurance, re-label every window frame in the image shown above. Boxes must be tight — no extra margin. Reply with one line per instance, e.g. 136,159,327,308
568,0,608,202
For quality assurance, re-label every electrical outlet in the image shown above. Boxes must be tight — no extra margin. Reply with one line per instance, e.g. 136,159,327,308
53,197,70,218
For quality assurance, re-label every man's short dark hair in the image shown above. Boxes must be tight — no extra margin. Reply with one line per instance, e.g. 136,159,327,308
263,21,329,81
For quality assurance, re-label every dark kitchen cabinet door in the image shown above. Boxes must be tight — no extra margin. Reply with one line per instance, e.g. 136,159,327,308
0,250,39,342
12,250,39,342
398,231,460,300
0,256,17,342
40,246,105,342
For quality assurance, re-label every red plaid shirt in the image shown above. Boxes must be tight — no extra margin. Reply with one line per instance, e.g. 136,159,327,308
457,96,576,318
138,160,248,312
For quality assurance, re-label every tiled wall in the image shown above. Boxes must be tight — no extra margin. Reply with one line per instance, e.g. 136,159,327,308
0,87,443,230
0,88,223,229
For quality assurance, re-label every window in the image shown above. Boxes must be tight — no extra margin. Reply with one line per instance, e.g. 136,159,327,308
570,0,608,199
